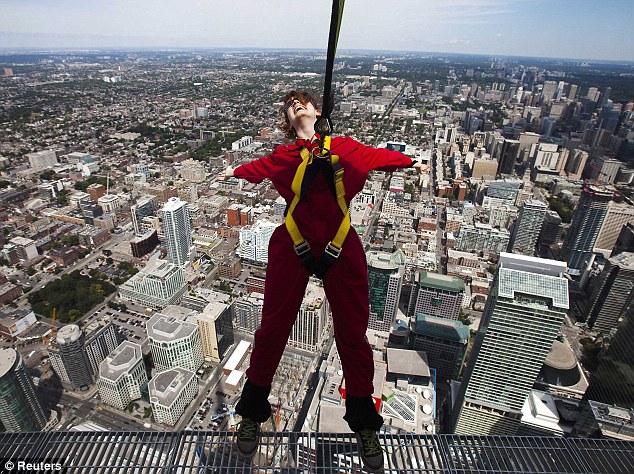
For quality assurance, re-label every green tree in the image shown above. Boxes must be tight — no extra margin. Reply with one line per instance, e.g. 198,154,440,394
61,235,79,246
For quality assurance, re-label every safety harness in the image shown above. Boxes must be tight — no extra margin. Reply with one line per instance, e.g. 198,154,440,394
284,0,347,279
284,136,350,279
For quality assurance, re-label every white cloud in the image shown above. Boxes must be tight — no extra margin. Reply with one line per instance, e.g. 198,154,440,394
448,38,472,45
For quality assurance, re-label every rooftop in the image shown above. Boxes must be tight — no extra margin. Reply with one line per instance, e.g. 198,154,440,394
0,430,632,473
148,367,195,407
412,313,470,343
147,314,198,342
0,348,18,378
417,271,465,293
99,341,143,382
386,348,430,378
544,340,578,370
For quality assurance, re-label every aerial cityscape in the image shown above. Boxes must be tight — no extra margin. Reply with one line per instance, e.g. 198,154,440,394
1,4,634,470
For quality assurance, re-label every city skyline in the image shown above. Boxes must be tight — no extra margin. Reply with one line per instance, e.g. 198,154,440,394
1,0,634,62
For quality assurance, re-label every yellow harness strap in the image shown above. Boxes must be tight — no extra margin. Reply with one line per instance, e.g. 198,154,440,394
284,136,351,273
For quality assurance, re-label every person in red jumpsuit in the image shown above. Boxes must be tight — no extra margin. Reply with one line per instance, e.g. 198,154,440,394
224,90,419,471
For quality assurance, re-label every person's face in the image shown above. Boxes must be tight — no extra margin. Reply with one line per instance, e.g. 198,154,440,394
284,97,319,127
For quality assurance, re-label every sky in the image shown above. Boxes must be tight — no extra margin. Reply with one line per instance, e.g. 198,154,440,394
1,0,633,62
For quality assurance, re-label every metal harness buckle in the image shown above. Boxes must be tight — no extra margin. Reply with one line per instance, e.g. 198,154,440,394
324,242,342,260
294,241,311,257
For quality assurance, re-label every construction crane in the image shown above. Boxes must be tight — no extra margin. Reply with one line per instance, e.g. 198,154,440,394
41,308,56,345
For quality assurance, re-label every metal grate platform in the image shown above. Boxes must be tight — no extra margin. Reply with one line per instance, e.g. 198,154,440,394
0,431,633,473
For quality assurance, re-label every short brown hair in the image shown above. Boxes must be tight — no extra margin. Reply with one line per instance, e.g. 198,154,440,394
279,90,321,139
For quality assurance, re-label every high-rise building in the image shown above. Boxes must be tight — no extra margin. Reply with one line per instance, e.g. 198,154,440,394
585,252,634,332
0,348,47,431
539,210,563,248
131,196,158,236
179,159,206,182
587,87,600,102
149,368,198,427
162,197,192,267
408,272,465,320
48,324,94,390
119,260,187,309
237,219,278,264
568,84,579,100
562,185,613,275
190,301,234,363
289,282,330,351
84,320,121,377
409,313,470,382
564,149,589,180
510,200,548,256
367,250,406,332
583,303,634,408
598,86,611,109
613,223,634,256
452,253,569,435
147,312,203,373
233,293,264,334
455,224,511,254
595,203,634,255
496,139,521,175
541,81,558,102
97,341,148,411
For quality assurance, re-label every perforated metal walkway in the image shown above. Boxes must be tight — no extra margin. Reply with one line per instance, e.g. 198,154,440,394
0,431,633,473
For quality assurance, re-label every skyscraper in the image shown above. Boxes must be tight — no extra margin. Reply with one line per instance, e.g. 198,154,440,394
191,301,235,363
583,304,634,408
539,210,563,248
48,324,94,390
147,312,203,373
562,185,613,275
585,252,634,332
162,197,192,267
367,250,405,332
0,348,47,431
409,313,470,382
289,282,330,351
452,253,569,435
594,203,634,255
237,219,278,264
97,341,148,411
84,320,121,377
119,260,187,309
510,199,548,256
233,292,264,334
148,368,198,427
408,272,465,321
131,196,158,236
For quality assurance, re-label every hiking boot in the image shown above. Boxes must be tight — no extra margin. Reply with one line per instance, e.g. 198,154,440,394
236,417,261,458
355,429,384,472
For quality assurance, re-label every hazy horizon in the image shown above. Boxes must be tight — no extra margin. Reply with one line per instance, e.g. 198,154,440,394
2,0,634,62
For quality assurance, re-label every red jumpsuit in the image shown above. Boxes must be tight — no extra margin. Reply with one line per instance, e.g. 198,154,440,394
233,136,413,429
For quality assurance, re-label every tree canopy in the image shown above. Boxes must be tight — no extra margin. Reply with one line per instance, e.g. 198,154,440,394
26,270,116,322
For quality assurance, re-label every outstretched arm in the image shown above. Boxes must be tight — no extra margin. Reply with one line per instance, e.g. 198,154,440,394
342,137,415,172
221,154,279,184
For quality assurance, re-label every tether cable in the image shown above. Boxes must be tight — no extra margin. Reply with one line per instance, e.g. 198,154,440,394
315,0,345,137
